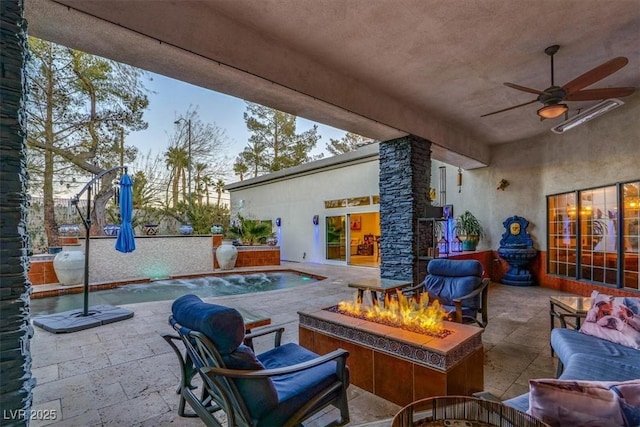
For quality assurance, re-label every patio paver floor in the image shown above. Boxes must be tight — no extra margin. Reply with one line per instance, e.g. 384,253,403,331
29,262,560,426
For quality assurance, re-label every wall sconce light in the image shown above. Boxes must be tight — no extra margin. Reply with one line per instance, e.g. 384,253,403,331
275,217,281,227
497,179,510,191
312,215,319,225
457,168,463,193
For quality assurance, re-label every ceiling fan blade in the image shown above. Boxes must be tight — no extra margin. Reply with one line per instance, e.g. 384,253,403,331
504,82,544,95
480,99,538,117
562,57,629,94
565,87,636,101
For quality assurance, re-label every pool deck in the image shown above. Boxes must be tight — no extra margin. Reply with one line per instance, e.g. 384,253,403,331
29,261,560,426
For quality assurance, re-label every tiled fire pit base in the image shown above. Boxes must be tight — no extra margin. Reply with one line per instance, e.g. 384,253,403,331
298,308,484,406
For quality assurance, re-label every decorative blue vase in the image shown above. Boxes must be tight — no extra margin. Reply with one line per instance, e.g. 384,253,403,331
210,224,223,234
180,224,194,235
59,224,80,236
103,224,120,236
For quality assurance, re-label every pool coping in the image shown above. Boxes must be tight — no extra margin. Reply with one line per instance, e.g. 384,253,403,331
30,267,327,299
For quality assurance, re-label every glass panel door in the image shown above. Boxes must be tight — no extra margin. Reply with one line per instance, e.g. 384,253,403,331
348,212,380,267
547,193,577,277
326,215,346,261
580,186,618,285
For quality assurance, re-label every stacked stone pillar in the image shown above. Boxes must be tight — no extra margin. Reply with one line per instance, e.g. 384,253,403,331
379,135,432,284
0,0,36,424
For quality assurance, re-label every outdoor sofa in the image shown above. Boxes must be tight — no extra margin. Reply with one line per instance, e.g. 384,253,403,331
503,291,640,426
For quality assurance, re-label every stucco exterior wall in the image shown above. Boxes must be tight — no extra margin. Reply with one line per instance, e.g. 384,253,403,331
436,96,640,252
230,158,380,264
230,97,639,263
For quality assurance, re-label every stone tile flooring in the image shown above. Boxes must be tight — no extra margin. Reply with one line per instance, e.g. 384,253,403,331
28,262,562,426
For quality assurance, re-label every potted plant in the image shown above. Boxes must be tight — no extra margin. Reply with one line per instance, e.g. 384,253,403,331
228,215,273,246
454,210,483,251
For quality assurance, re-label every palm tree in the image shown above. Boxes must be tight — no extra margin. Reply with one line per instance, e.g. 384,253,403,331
164,146,188,207
194,162,208,206
214,179,225,207
201,175,213,205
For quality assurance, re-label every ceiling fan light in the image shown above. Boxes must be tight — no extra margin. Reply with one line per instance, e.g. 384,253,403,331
537,104,568,119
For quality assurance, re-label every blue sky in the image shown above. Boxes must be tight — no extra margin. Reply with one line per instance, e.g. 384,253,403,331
128,72,348,178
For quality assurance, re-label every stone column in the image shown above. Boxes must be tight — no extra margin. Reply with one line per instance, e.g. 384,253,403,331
379,135,432,284
0,0,36,424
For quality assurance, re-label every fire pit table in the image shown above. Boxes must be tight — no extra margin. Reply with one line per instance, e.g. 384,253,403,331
298,306,484,406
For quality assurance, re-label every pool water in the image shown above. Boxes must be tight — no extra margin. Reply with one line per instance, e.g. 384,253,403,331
30,272,319,315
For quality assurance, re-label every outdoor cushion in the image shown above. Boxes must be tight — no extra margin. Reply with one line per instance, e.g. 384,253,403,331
528,378,640,427
504,339,640,414
551,328,640,367
580,291,640,350
560,353,640,382
423,259,483,310
257,343,343,427
427,259,483,277
171,294,245,354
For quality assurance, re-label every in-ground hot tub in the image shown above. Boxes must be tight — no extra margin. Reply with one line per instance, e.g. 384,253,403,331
298,307,484,406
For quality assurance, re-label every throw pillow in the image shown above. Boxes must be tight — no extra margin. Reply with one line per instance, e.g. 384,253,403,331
528,378,640,427
580,291,640,350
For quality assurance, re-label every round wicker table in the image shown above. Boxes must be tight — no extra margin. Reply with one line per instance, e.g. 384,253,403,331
392,396,550,427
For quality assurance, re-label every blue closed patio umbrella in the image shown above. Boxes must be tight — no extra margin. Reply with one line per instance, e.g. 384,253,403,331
115,171,136,253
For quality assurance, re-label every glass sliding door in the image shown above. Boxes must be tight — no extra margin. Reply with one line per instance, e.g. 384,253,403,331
326,215,346,261
348,212,380,267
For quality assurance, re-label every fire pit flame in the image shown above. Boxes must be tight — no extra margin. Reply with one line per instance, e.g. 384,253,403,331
335,293,451,337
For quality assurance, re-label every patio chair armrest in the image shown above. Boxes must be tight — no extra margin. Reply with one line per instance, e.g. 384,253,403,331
245,325,285,347
401,282,424,297
203,348,349,379
452,278,490,304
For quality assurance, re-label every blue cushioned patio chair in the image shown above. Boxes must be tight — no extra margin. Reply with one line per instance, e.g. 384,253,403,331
403,259,490,327
163,294,350,427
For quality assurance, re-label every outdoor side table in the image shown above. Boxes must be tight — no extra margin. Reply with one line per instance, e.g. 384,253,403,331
549,295,590,356
348,277,413,306
392,396,549,427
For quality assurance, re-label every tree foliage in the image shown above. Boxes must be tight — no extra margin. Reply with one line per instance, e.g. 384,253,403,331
233,103,322,178
165,107,230,207
326,132,374,156
25,37,149,246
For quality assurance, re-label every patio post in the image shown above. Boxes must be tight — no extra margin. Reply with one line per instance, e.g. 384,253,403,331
0,0,36,424
379,135,432,284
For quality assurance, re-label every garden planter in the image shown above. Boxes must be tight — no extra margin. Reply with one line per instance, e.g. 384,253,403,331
179,224,194,235
143,224,159,235
216,240,238,270
104,224,120,236
53,249,85,286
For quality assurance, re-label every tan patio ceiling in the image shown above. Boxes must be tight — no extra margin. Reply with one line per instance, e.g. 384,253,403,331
26,0,640,169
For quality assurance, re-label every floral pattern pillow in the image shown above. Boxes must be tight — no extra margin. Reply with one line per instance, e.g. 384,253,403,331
580,291,640,350
528,378,640,427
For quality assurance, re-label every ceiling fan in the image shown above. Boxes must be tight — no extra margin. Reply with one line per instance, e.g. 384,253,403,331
481,45,636,119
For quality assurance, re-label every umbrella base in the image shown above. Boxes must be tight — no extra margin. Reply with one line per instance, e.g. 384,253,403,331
33,304,134,333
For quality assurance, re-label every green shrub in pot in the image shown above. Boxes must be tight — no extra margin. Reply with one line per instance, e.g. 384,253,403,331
454,211,483,251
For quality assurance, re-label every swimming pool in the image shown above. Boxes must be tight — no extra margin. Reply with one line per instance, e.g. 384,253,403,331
30,271,320,315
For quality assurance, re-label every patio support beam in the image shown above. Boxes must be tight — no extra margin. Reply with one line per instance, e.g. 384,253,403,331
0,0,35,424
379,136,431,284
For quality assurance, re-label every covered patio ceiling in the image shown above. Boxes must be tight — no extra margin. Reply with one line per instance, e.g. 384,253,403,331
26,0,639,169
